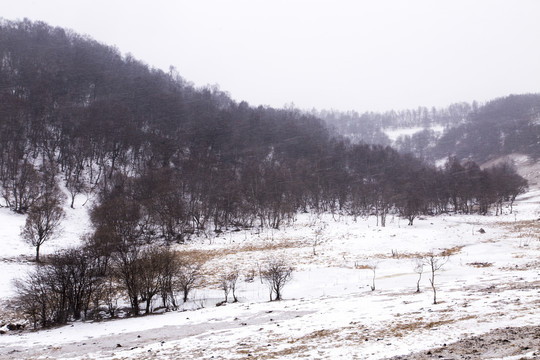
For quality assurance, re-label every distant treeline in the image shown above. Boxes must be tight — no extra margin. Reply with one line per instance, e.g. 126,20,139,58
314,102,473,148
319,94,540,163
0,19,528,241
435,94,540,162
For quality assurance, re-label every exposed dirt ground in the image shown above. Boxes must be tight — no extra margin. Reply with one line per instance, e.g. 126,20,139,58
387,325,540,360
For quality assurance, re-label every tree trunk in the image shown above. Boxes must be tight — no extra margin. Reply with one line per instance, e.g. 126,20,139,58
145,299,151,314
132,297,140,316
183,288,189,303
36,244,41,263
430,277,437,304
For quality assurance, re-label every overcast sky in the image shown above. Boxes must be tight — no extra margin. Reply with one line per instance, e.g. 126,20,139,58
2,0,540,112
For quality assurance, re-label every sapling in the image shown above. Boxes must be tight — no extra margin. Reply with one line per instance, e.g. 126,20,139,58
413,257,424,293
424,252,449,304
369,262,379,291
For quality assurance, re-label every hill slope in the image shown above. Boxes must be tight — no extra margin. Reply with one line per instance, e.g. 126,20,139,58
322,94,540,164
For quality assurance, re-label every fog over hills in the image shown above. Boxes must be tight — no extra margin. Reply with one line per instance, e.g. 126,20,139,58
0,19,539,360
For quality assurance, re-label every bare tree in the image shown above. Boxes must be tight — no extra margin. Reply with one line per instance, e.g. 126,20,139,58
369,262,378,291
157,248,180,310
21,190,65,263
413,257,424,293
2,160,42,214
14,270,52,329
113,242,143,316
219,267,240,303
424,252,448,304
312,224,325,256
219,273,231,303
177,262,202,303
228,267,240,303
261,258,293,301
99,271,120,318
138,246,165,314
65,170,87,209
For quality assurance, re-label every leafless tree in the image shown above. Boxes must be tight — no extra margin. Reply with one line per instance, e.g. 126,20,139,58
138,246,165,314
219,273,231,303
261,258,293,301
413,257,424,293
369,262,378,291
65,170,87,209
229,267,240,302
21,188,65,263
424,252,448,304
220,267,240,303
1,160,42,214
112,242,143,316
177,261,202,303
312,224,325,256
98,271,120,318
157,248,180,310
14,270,52,329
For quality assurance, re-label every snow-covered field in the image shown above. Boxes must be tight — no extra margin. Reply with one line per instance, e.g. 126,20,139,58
0,179,539,359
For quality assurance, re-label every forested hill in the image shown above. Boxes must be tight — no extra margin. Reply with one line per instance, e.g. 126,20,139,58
320,94,540,164
0,19,527,242
433,94,540,163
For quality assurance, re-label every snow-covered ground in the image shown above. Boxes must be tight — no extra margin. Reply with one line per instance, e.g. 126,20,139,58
384,125,445,142
0,180,539,359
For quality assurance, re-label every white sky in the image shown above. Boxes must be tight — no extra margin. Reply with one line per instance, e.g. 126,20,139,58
2,0,540,112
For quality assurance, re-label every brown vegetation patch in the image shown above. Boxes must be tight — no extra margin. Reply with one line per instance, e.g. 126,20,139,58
354,263,374,270
253,344,312,359
300,328,339,341
501,219,540,232
374,251,425,260
177,239,302,263
499,261,540,271
440,245,464,257
176,240,302,286
375,315,476,339
467,262,493,268
500,220,540,241
368,246,465,262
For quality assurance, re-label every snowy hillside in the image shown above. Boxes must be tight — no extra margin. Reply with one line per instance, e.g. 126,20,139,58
383,125,445,142
0,172,539,359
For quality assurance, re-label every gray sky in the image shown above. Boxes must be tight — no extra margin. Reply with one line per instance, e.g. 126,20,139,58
2,0,540,112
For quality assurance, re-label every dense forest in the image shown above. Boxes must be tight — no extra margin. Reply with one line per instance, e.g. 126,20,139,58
433,94,540,162
0,19,528,233
0,19,530,328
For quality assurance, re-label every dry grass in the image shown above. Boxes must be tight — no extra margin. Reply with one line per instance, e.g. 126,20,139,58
500,220,540,241
372,251,425,260
467,262,493,268
175,239,304,287
373,314,476,339
440,245,465,257
176,239,302,264
366,246,465,262
499,261,540,271
354,263,373,270
300,328,339,341
244,313,479,359
251,344,312,359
